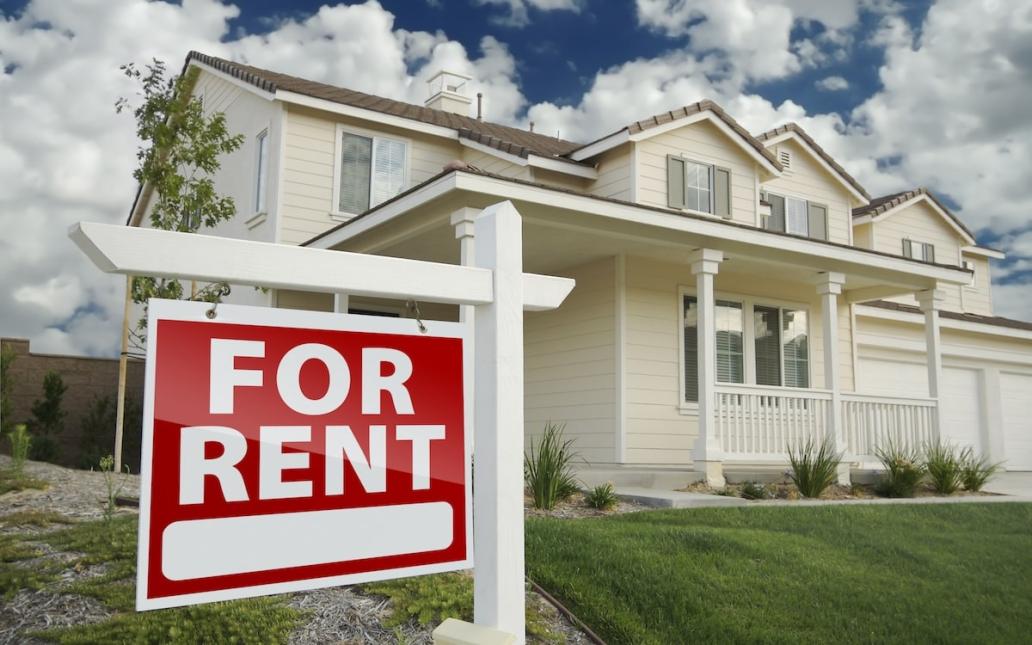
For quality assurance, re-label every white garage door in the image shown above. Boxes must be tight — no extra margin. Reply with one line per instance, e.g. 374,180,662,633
857,358,983,453
1001,373,1032,471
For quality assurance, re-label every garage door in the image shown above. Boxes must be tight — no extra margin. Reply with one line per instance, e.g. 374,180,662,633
857,358,983,453
1001,373,1032,471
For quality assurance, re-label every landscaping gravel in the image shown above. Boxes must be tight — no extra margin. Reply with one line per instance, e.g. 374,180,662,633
1,457,594,644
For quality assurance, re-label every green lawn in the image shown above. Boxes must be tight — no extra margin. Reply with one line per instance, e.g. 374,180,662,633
526,503,1032,645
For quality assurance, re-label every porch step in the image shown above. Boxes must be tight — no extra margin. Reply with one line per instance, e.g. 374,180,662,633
615,486,747,509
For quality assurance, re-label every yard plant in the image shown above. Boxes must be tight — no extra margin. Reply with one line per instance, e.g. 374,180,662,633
875,440,926,497
786,436,841,498
525,422,580,510
960,449,1002,492
924,439,965,494
585,482,618,510
28,371,65,462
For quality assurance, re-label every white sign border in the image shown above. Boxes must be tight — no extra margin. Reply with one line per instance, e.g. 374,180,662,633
136,298,474,611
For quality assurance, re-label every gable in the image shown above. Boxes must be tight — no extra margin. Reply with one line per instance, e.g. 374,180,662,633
636,119,758,225
870,199,964,262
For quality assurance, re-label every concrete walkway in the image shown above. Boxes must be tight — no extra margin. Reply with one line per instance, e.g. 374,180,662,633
984,472,1032,497
615,487,746,508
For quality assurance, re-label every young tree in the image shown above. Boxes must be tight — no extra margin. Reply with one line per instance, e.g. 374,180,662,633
116,59,244,342
29,371,66,462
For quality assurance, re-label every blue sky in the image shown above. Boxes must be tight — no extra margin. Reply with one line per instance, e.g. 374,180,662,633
0,0,1030,356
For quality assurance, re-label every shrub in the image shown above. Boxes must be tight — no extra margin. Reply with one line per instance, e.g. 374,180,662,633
80,396,144,473
960,449,1002,492
525,422,579,510
875,441,926,498
99,455,131,522
739,480,769,500
586,482,618,510
8,423,30,476
787,437,842,498
28,371,66,462
925,440,964,494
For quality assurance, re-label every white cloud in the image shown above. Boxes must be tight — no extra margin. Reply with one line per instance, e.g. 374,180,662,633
472,0,582,28
815,75,849,91
0,0,528,357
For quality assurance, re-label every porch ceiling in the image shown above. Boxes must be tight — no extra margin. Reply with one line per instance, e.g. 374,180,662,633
323,174,966,301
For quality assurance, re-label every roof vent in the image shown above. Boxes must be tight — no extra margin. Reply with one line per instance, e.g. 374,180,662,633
425,70,473,116
779,149,792,169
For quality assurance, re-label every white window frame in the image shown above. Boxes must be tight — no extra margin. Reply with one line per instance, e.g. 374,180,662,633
331,124,410,220
677,286,813,413
761,189,828,240
254,128,269,216
682,158,714,215
904,238,935,263
963,260,977,287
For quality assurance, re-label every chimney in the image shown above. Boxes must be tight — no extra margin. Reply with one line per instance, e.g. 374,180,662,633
425,70,473,115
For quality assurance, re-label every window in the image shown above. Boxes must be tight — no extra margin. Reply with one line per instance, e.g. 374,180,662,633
667,156,731,218
762,192,827,240
682,293,810,402
336,130,407,215
254,130,269,214
902,239,935,263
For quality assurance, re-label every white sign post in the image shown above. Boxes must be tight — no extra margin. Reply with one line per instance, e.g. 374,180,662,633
70,201,573,643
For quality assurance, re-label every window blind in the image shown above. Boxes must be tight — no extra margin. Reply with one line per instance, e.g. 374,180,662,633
715,300,744,383
782,309,809,388
683,295,698,402
371,138,406,207
339,132,372,214
753,305,781,386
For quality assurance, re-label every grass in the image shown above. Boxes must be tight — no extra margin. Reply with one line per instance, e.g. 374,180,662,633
0,467,48,495
526,503,1032,645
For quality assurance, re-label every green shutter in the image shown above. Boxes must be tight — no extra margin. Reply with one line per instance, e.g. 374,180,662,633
807,203,827,240
924,243,935,263
902,239,913,258
714,167,731,219
667,156,686,209
767,194,786,232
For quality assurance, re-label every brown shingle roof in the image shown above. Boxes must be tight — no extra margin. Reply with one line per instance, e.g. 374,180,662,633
863,299,1032,332
756,122,871,201
852,187,975,242
186,51,582,160
570,100,783,170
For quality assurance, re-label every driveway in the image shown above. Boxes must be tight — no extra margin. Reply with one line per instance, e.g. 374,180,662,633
985,472,1032,497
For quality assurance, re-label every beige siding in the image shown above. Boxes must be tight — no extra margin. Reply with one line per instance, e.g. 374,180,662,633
623,256,857,465
525,257,617,465
873,199,966,311
587,143,632,201
636,120,758,226
276,290,333,312
760,138,852,245
531,168,591,193
279,105,461,246
853,221,873,249
961,254,993,315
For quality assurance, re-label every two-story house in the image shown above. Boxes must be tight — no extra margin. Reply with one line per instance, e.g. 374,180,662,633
128,52,1032,486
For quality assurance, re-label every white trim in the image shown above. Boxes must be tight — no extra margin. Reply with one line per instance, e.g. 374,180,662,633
308,171,973,286
457,137,598,180
187,60,276,101
277,89,458,140
570,111,782,176
867,194,976,245
855,303,1032,341
331,123,411,220
271,102,287,246
962,245,1006,260
677,285,815,411
244,212,267,230
759,130,869,205
253,127,270,216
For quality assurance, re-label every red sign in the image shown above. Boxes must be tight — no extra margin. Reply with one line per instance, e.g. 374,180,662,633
136,300,471,610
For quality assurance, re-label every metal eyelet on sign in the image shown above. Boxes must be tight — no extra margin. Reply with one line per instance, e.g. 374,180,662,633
406,300,428,334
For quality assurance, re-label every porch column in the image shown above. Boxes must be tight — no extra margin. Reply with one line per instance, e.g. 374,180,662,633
815,272,850,484
916,288,946,439
451,208,479,323
689,248,725,487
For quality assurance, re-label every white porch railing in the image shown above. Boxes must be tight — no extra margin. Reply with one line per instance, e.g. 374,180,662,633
715,384,833,460
842,393,938,461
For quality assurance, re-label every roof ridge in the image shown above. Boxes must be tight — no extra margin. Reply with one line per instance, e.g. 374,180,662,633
754,120,871,201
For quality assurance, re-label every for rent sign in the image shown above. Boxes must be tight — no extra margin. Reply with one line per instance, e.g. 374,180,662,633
136,300,471,610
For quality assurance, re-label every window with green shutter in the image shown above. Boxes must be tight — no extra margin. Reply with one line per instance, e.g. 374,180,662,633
666,156,731,217
762,191,827,241
902,239,936,263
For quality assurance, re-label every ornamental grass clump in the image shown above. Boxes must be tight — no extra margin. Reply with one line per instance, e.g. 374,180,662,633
786,437,842,498
586,482,619,510
875,441,926,498
525,422,580,510
925,440,965,494
960,449,1002,492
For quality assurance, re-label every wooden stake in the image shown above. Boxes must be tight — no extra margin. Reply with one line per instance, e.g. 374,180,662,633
114,274,132,472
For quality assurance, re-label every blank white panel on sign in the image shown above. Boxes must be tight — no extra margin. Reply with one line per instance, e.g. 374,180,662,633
161,502,454,581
